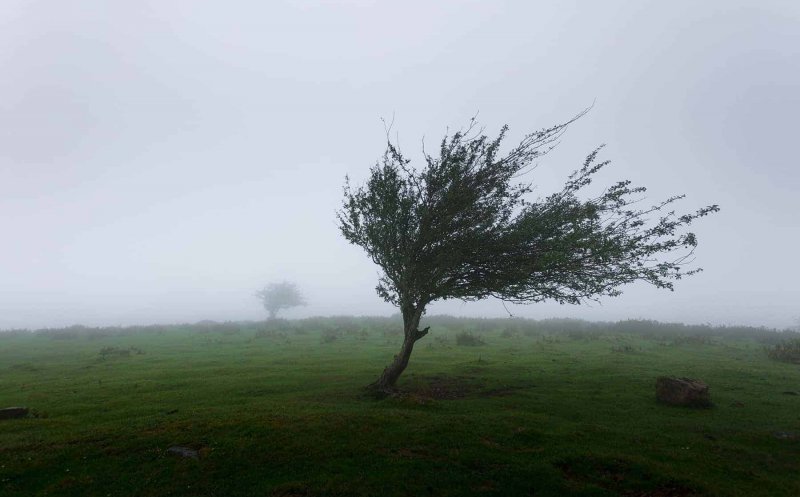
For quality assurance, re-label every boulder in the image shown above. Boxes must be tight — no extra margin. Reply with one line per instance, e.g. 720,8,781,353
0,407,29,420
655,377,711,408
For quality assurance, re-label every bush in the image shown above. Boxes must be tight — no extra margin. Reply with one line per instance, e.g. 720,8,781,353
766,338,800,364
500,328,519,338
455,331,485,346
321,329,340,343
99,346,144,359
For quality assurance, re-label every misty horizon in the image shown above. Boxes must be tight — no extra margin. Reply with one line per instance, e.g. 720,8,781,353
2,1,798,330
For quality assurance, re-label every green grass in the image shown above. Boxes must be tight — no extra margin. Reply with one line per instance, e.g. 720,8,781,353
1,320,798,496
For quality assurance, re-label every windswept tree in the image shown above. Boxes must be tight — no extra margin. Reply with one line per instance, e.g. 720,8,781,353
255,281,305,320
338,112,718,393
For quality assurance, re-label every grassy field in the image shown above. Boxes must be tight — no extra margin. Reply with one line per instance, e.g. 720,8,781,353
1,317,798,497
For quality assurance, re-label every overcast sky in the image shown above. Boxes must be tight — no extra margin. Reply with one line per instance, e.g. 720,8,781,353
1,0,798,330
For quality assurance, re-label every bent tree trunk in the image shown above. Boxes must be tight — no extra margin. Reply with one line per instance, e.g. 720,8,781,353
369,306,429,393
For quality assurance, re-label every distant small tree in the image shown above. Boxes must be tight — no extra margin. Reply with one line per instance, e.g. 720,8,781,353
255,282,305,320
338,112,719,393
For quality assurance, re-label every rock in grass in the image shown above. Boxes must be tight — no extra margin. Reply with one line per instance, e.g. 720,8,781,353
655,377,711,408
166,446,199,459
0,407,29,420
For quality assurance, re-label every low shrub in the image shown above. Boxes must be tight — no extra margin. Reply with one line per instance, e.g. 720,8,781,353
766,338,800,364
500,328,519,338
99,346,144,359
455,331,485,346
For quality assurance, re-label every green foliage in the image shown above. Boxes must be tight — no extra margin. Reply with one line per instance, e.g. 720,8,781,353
455,331,486,346
98,346,144,359
766,338,800,364
321,329,340,343
254,281,305,319
338,113,718,313
500,327,519,338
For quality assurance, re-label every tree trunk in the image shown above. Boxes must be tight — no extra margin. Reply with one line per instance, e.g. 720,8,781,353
268,309,277,320
368,305,429,394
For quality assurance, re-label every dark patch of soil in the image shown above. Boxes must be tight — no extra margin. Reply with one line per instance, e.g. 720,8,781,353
270,482,314,497
398,375,534,400
45,475,93,493
479,383,533,397
557,456,703,497
393,446,438,459
373,445,444,464
405,374,481,400
472,480,496,492
166,446,199,459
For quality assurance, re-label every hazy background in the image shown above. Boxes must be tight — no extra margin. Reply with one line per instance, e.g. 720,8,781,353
1,0,798,330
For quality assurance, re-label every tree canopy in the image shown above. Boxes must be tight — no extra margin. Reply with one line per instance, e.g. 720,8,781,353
255,281,305,320
338,113,718,392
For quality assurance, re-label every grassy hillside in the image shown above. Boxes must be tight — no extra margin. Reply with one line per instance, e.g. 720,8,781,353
1,318,798,496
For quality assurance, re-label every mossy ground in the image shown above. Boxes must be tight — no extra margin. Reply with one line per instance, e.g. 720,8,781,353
1,321,798,496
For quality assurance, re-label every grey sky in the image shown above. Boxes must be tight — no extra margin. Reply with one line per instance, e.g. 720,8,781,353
1,0,798,329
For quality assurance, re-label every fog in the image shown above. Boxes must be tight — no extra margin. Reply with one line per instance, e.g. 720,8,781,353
1,0,798,330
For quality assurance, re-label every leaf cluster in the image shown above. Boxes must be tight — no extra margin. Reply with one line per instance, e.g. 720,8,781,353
338,113,718,310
